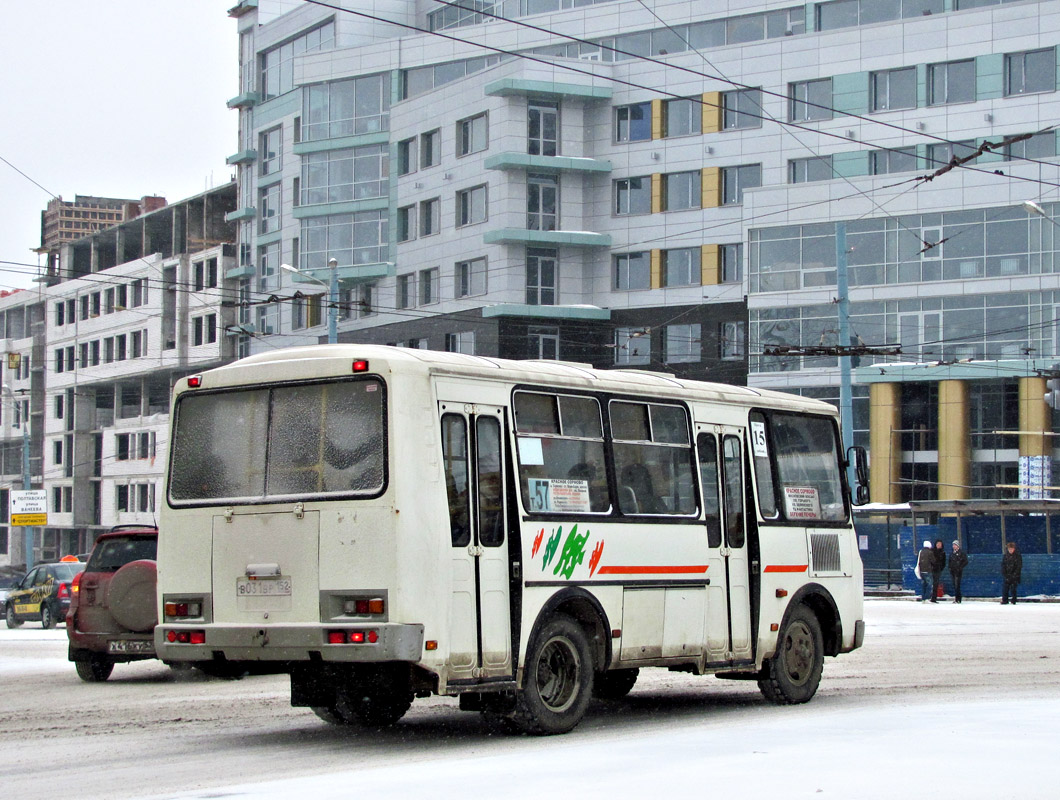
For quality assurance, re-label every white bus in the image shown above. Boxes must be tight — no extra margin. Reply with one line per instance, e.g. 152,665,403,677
156,345,865,734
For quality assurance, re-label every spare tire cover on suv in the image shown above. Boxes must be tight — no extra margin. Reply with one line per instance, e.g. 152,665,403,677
107,560,158,633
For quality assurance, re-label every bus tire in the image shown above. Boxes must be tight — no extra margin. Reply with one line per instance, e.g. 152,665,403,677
758,604,824,705
312,672,413,727
511,614,593,735
593,668,639,700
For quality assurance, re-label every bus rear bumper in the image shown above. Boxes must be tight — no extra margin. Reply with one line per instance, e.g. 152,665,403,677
156,622,424,664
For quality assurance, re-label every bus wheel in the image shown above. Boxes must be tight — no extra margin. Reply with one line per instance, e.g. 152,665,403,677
593,668,639,700
511,614,593,735
758,604,824,705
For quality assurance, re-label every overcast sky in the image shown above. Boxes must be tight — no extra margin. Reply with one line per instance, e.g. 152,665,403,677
0,1,238,291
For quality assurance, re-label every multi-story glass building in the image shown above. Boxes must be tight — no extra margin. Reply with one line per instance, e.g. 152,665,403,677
228,0,1059,505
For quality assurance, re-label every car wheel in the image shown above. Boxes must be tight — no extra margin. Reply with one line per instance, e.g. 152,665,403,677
75,656,114,682
40,603,55,630
757,604,824,705
510,614,594,735
5,604,22,629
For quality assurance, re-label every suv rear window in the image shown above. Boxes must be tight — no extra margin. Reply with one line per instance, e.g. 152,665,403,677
87,537,158,572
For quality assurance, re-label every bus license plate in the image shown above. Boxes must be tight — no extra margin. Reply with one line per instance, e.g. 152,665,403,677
109,640,154,654
237,577,292,597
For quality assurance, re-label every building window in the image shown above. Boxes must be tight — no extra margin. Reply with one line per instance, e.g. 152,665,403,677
457,113,488,156
192,314,217,346
721,164,761,205
260,22,335,100
54,394,64,420
721,243,743,283
528,101,558,156
193,258,218,291
1005,48,1056,96
299,211,388,269
456,257,487,298
721,320,746,360
615,102,651,142
663,248,700,287
105,288,115,314
303,74,390,140
55,301,66,327
421,129,441,167
722,88,761,130
871,67,917,112
446,331,475,355
397,137,417,175
104,338,115,363
256,304,279,336
397,273,416,309
927,59,975,105
614,176,651,215
528,327,560,360
927,140,977,168
526,248,557,305
1004,131,1056,161
116,335,127,361
527,174,558,231
419,198,440,237
457,184,488,227
789,79,832,121
301,145,389,204
789,155,834,183
615,327,650,365
291,294,323,330
870,146,918,174
420,267,440,305
260,126,283,175
259,241,280,292
664,323,701,363
663,98,702,137
397,205,417,242
260,183,281,234
662,171,701,211
614,251,650,291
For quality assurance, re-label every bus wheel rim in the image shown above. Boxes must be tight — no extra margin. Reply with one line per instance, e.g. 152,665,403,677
535,635,580,713
782,621,814,686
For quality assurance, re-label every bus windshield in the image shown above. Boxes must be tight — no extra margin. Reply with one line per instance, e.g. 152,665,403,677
168,377,385,503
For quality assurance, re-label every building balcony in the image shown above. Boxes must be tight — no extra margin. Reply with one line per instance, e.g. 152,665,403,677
225,207,256,222
225,264,255,280
225,149,258,166
482,304,610,321
483,229,611,248
484,78,612,101
226,91,260,109
484,153,611,174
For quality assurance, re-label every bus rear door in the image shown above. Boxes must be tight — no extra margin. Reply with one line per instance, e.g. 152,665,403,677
439,402,512,683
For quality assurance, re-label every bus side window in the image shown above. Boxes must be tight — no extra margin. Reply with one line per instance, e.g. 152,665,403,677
442,414,471,547
696,433,722,548
749,411,778,519
722,435,744,548
476,416,504,547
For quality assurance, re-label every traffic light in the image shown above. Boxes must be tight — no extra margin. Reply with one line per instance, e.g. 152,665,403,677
1046,377,1060,409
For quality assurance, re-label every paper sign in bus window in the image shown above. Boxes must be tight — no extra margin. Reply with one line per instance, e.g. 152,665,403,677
528,478,591,513
750,421,769,458
784,486,821,520
518,438,545,466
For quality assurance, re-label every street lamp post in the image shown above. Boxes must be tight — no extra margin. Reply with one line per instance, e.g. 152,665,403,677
280,258,339,345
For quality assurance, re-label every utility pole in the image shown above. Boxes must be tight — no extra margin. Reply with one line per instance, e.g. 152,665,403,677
836,222,855,490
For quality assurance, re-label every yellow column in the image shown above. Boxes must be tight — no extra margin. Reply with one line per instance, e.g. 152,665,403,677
702,167,720,208
650,250,662,289
937,380,970,501
1019,376,1049,458
869,382,902,504
651,99,663,140
702,91,722,134
701,244,719,286
651,173,662,214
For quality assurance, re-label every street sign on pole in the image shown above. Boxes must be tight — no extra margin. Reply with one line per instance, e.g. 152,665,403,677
10,489,47,526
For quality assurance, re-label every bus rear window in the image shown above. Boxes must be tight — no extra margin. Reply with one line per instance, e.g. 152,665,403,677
169,378,385,503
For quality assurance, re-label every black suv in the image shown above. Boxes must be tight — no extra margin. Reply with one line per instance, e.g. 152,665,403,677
5,560,86,629
67,526,158,681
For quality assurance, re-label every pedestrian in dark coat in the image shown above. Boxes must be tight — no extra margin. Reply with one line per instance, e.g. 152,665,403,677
1001,541,1022,604
931,539,946,603
949,540,969,603
917,540,935,602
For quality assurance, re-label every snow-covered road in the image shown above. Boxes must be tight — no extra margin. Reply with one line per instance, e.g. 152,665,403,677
1,599,1057,800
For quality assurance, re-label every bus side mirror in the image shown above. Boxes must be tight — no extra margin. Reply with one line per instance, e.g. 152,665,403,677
847,446,869,506
855,484,869,506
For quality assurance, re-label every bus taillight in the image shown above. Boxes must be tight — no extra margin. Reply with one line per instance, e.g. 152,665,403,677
166,630,206,644
326,630,379,644
352,360,369,372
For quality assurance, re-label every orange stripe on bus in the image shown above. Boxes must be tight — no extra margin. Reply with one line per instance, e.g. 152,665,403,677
596,565,709,575
763,564,808,573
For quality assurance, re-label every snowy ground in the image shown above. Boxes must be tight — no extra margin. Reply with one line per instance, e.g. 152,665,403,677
2,599,1058,800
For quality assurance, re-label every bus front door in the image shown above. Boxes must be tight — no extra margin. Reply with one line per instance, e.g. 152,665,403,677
440,406,512,684
720,432,753,663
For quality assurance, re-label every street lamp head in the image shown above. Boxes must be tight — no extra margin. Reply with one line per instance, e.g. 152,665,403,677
279,263,299,275
328,258,338,268
1023,200,1048,219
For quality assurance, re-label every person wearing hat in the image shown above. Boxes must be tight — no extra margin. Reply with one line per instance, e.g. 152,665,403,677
949,540,969,603
1001,541,1022,605
916,540,936,602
